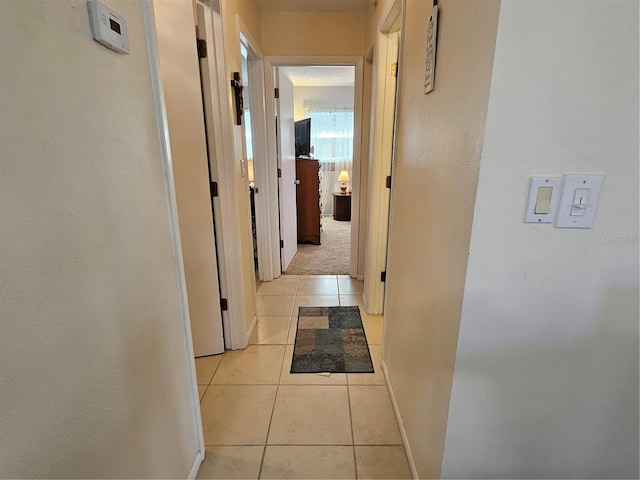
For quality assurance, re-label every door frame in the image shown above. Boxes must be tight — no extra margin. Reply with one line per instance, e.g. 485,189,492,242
363,0,402,315
143,2,204,476
236,17,275,282
263,56,364,279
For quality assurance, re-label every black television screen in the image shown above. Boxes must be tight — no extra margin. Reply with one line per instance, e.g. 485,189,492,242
294,118,311,157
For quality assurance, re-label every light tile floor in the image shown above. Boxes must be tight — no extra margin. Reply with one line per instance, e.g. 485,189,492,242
195,275,412,479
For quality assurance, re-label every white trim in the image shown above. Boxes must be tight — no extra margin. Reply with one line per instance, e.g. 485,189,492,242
263,55,364,279
363,0,402,314
143,0,205,466
187,451,204,480
382,359,418,479
197,0,248,350
350,58,364,279
237,16,275,281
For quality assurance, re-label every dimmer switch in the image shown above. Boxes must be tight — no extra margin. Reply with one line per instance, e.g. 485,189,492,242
555,175,603,228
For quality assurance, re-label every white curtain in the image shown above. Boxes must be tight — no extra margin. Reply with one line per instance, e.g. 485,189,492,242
305,108,354,216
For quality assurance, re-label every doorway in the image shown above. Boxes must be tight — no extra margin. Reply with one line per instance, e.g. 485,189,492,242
261,58,364,280
280,65,355,275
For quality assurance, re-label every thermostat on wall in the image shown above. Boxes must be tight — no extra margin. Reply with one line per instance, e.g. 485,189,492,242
87,0,130,54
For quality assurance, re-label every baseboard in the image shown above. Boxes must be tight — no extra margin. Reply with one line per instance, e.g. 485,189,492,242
188,450,203,479
246,314,258,345
382,359,419,479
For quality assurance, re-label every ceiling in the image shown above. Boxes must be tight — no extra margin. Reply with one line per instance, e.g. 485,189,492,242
280,66,356,87
258,0,370,12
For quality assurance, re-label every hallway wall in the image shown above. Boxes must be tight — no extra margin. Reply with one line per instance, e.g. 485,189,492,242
382,0,501,477
0,1,200,477
261,11,365,57
442,1,639,477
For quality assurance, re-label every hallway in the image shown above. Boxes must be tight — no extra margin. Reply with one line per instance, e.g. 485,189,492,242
194,275,411,479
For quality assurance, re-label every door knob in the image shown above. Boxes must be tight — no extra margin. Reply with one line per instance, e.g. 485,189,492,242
294,180,301,185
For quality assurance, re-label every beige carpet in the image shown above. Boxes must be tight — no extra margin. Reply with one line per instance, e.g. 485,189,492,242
284,216,350,275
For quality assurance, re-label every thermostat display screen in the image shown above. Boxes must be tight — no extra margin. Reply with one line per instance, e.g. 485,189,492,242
109,19,121,35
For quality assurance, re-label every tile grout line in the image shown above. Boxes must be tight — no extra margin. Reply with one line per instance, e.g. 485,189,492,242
257,296,296,480
346,380,359,479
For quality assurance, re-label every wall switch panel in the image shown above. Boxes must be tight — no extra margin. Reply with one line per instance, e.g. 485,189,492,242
524,177,561,223
555,175,604,228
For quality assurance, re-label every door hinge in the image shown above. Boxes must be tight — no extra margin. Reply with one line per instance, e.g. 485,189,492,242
380,271,387,282
274,87,280,99
197,39,207,59
220,298,228,311
391,62,398,78
277,168,282,178
280,240,284,248
385,175,392,189
210,181,219,197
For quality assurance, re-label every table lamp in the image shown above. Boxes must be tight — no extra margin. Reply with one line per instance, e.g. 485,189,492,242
338,170,350,194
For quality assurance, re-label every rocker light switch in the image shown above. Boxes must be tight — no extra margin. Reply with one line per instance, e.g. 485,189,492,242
534,187,553,214
524,177,561,223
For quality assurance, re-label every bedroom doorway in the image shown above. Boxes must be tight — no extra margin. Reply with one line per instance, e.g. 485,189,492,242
262,60,363,278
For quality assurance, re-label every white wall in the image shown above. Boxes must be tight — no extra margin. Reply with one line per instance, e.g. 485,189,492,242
0,1,200,477
442,1,639,478
293,86,354,121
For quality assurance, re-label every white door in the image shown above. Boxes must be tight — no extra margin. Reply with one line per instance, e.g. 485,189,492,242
364,30,400,315
275,69,298,271
194,2,228,354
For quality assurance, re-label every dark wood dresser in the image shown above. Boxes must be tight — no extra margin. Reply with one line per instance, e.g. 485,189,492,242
295,158,321,245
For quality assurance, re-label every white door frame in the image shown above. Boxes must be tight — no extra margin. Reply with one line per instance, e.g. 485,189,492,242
262,56,364,279
363,0,402,315
236,18,275,282
197,0,248,350
143,2,204,476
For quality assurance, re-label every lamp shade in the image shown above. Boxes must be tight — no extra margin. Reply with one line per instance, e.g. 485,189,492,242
338,170,350,182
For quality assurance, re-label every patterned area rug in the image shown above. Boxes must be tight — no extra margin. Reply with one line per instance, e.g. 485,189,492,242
291,306,374,373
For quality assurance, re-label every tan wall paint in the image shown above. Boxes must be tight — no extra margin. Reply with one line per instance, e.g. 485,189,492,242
383,0,500,477
153,0,222,356
443,1,639,476
261,11,365,56
0,1,199,477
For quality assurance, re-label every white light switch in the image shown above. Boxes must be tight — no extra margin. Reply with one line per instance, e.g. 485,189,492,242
524,177,561,223
555,175,603,228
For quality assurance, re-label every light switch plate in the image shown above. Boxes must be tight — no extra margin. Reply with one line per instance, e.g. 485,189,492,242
524,177,561,223
555,174,604,229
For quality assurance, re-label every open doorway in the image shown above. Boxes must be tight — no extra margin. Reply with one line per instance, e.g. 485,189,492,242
269,64,357,276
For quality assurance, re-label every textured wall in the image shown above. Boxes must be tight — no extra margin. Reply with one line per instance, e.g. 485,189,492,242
261,11,365,56
442,1,639,477
382,0,501,477
0,1,199,476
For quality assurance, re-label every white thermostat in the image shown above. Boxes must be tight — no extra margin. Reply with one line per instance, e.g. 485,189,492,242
87,0,130,54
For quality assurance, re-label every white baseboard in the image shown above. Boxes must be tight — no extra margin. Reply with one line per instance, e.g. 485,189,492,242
188,450,203,479
381,359,419,479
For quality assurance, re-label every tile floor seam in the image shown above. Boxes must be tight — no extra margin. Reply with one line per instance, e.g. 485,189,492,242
257,329,290,480
346,383,358,479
